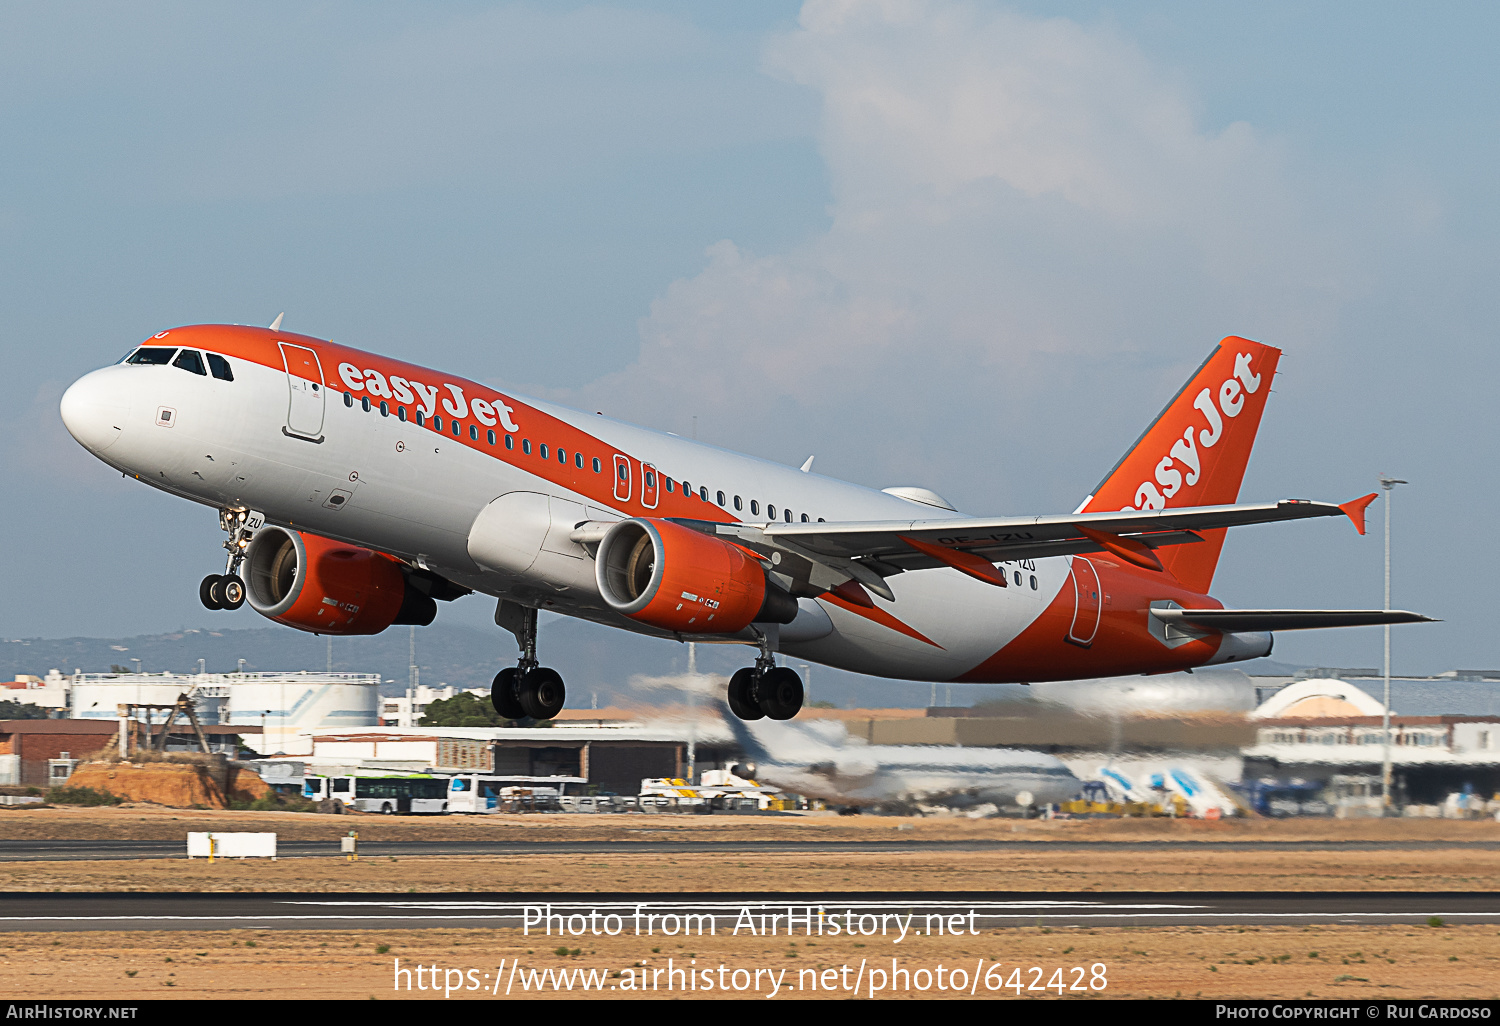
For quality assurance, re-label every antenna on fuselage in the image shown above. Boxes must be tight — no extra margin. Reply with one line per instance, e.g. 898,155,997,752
800,456,815,473
269,312,285,332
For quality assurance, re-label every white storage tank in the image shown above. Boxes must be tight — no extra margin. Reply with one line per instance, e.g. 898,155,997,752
70,674,214,720
225,673,381,755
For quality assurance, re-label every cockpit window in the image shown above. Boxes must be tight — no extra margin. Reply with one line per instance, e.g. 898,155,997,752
126,347,176,365
172,349,207,376
205,353,234,381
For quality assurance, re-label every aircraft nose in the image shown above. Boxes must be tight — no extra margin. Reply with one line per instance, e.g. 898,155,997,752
60,368,131,454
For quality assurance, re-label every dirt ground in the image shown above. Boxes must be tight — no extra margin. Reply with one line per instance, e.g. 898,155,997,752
2,924,1495,1000
2,846,1498,893
4,806,1497,1000
4,802,1498,844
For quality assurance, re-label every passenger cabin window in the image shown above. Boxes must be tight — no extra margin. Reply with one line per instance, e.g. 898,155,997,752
700,486,709,501
127,347,176,365
361,396,371,413
682,480,691,495
343,392,353,407
665,478,675,493
487,429,495,445
415,410,425,426
205,354,234,381
435,415,443,430
732,495,742,511
592,457,601,472
717,491,726,506
784,509,793,522
173,350,206,375
522,439,532,454
540,444,550,459
451,420,460,437
645,471,657,489
469,424,478,440
558,448,567,464
749,500,759,516
574,452,583,469
800,514,809,522
505,435,514,450
767,505,776,519
380,401,389,417
398,407,408,422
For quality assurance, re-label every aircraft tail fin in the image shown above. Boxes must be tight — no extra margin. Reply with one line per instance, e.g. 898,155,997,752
1078,337,1281,593
716,700,774,766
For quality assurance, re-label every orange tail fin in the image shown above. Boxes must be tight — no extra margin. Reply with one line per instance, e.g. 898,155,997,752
1078,336,1281,593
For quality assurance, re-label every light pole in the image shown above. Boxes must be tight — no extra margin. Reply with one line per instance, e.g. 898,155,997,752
686,642,697,785
1380,474,1408,810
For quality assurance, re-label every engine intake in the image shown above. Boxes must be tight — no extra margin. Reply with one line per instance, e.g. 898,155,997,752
595,518,796,633
242,526,436,635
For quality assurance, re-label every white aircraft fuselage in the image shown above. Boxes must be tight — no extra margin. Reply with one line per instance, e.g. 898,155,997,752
59,324,1417,719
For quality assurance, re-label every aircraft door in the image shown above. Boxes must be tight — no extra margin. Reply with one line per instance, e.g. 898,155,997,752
1067,556,1101,647
641,463,659,509
279,343,326,442
612,454,632,503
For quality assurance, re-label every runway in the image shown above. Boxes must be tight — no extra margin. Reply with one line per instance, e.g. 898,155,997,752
3,837,1497,861
1,891,1497,932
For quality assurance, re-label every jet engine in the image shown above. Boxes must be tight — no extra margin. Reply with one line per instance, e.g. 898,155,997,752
241,526,437,635
595,518,796,633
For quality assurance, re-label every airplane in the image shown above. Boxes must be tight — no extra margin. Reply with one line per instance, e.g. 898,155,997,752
59,323,1431,722
717,703,1081,813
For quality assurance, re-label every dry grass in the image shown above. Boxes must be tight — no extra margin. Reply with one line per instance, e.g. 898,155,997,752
1,846,1497,893
1,924,1495,1000
4,803,1499,844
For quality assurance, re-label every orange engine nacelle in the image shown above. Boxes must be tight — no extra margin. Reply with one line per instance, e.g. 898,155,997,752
595,518,796,633
242,526,435,635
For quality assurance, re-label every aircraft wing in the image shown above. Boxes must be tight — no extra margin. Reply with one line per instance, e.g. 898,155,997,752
702,496,1373,599
1152,608,1435,632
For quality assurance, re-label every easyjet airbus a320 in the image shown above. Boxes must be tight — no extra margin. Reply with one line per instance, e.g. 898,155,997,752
59,322,1429,721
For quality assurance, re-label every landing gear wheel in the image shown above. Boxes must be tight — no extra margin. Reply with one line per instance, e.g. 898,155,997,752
727,667,764,721
519,667,566,720
491,667,526,720
757,667,804,720
199,575,224,610
220,574,246,610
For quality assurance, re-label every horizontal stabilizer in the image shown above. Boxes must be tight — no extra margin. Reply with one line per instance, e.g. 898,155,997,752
1153,608,1435,632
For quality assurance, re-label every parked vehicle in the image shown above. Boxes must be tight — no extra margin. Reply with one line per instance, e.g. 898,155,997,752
303,774,448,814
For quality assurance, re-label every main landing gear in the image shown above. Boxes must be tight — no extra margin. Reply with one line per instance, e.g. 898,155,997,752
726,638,804,721
200,509,260,611
490,604,566,721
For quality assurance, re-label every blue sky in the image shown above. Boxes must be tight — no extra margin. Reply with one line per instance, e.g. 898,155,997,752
3,1,1496,675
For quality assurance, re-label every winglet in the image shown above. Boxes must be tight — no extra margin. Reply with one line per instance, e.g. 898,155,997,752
1339,493,1378,536
269,312,285,332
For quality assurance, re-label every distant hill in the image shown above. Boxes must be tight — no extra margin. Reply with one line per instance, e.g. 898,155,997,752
1,616,973,710
4,624,1366,713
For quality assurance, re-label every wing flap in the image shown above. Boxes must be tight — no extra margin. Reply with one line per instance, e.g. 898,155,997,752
753,498,1349,566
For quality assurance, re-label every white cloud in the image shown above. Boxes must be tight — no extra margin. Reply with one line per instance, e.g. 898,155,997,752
556,0,1349,508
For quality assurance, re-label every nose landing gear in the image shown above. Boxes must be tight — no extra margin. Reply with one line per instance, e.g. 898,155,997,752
490,602,567,721
199,509,262,611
